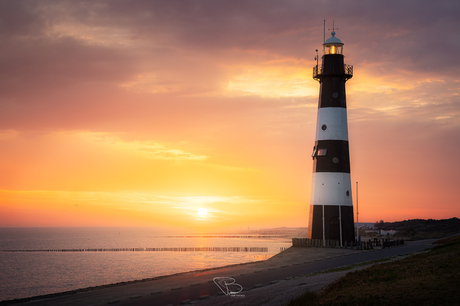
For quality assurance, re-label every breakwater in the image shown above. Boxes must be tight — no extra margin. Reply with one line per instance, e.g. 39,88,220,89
162,235,286,238
0,246,269,253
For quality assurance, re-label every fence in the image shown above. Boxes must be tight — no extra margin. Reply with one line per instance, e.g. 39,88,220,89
0,246,269,253
292,238,339,248
292,238,404,250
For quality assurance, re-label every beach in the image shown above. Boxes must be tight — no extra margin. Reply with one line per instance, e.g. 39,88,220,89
5,239,436,306
0,227,292,301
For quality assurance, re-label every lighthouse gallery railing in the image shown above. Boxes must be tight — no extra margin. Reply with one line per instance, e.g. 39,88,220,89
313,64,353,81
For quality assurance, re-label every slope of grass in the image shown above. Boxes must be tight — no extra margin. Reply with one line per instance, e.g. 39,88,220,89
380,218,460,240
288,235,460,305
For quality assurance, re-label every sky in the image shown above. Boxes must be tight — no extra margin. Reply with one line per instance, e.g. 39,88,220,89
0,0,459,230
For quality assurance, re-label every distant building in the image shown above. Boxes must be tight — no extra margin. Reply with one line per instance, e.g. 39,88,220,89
355,222,375,230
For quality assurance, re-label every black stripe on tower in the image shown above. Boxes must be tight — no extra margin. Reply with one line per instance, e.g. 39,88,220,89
317,54,348,108
312,140,350,173
309,205,355,242
319,77,347,108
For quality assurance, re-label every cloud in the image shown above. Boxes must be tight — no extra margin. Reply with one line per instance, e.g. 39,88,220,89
1,0,459,225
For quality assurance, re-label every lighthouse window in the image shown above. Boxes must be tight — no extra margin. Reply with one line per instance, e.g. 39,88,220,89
346,190,350,197
321,124,327,131
317,148,327,156
311,146,317,158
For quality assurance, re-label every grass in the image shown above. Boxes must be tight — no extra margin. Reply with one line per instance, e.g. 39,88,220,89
288,235,460,305
382,218,460,240
302,257,395,278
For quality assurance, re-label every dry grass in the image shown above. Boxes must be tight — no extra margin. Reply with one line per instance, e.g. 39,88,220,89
288,235,460,305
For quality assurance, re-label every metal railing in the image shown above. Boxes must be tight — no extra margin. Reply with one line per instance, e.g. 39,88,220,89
345,64,353,76
313,64,353,81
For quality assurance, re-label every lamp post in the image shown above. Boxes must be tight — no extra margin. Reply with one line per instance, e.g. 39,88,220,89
356,181,359,242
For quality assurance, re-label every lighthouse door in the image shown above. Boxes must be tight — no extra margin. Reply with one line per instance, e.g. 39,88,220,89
328,216,340,241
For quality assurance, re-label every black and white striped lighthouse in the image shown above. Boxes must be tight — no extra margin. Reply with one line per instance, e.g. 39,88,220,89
308,30,354,246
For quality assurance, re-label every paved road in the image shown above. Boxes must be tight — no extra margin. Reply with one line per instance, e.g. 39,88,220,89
16,239,436,306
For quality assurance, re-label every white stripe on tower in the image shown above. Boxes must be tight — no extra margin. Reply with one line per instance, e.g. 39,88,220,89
315,108,349,141
310,173,352,205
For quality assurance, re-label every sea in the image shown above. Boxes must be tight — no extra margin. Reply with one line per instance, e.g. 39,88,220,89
0,227,297,302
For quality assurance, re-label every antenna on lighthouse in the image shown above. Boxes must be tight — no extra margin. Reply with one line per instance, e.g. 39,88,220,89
329,20,338,33
315,49,318,67
323,20,326,44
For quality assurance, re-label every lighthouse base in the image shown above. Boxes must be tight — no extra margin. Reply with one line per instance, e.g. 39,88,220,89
308,205,354,243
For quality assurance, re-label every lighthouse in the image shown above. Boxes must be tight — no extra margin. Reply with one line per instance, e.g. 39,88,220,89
308,30,354,246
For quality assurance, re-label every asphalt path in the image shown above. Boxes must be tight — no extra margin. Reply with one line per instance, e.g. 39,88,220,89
132,239,435,306
13,239,436,306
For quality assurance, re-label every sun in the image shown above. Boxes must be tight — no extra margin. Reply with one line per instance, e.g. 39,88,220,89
197,208,208,218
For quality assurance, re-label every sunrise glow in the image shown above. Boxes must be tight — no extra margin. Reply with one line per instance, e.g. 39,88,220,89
197,208,208,219
0,1,459,229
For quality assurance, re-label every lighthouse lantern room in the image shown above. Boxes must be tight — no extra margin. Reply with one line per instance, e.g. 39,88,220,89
324,31,343,55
